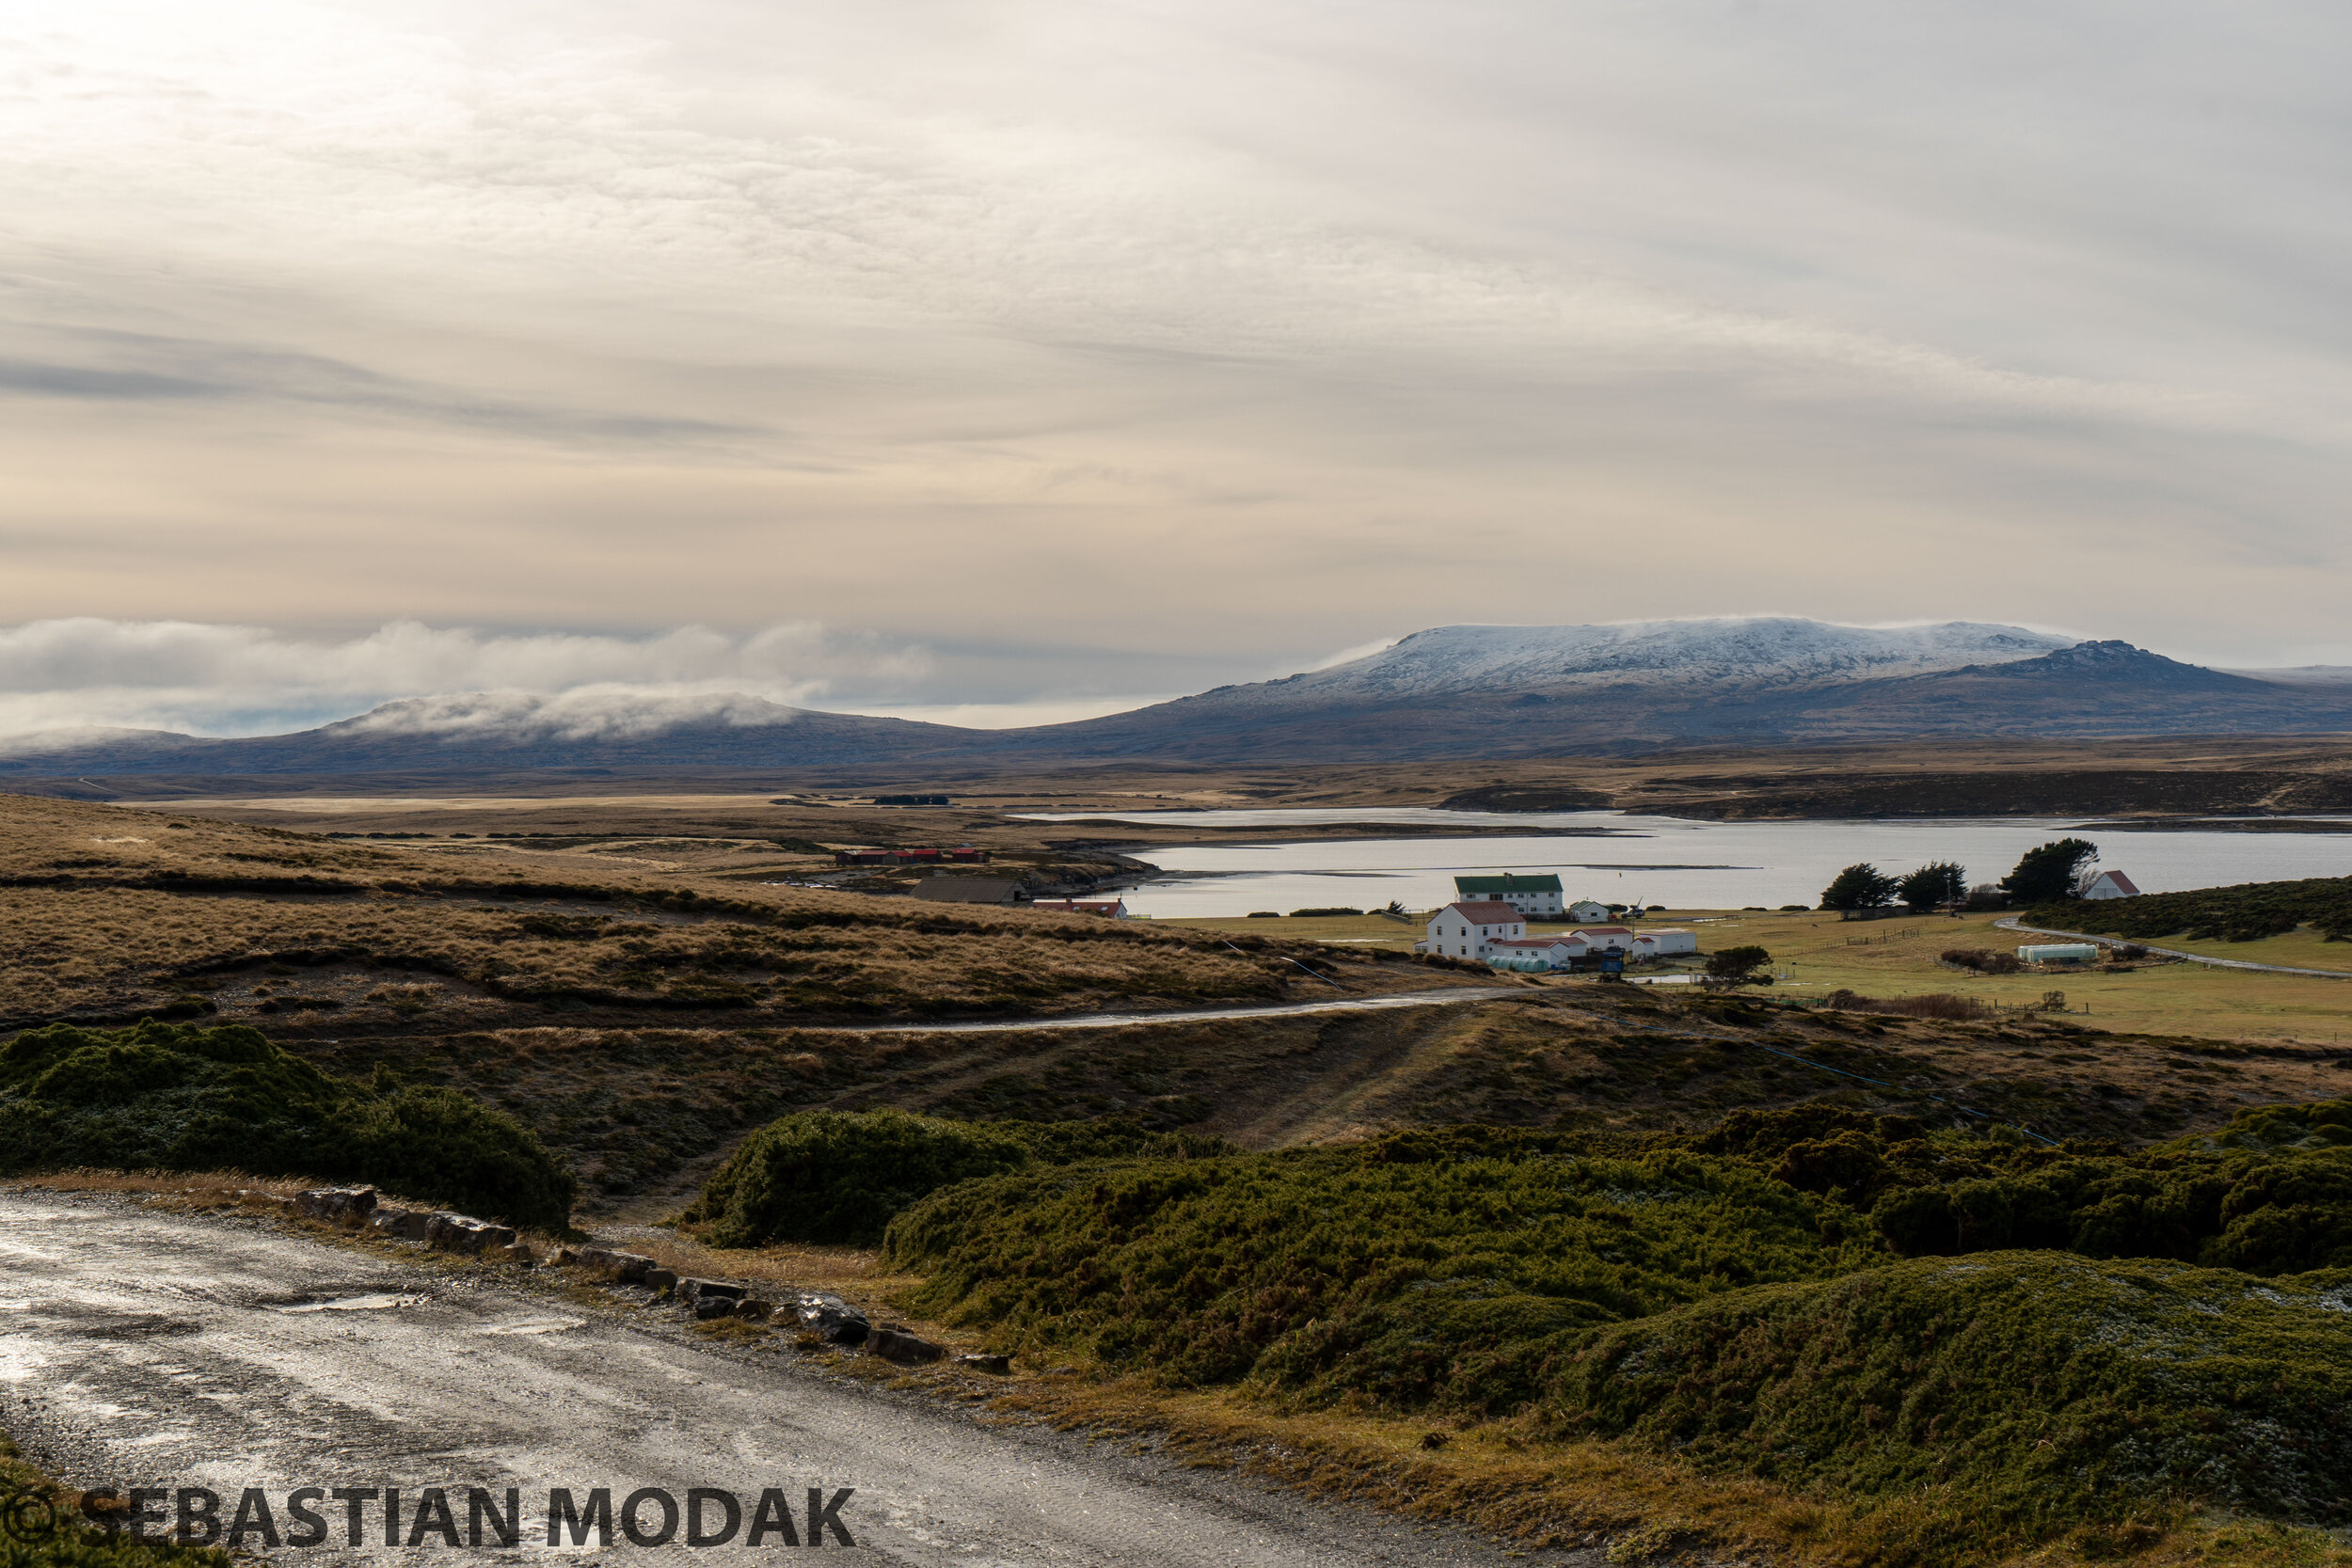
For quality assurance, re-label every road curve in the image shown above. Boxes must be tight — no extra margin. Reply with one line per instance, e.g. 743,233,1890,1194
1994,918,2352,980
816,986,1523,1035
0,1192,1546,1566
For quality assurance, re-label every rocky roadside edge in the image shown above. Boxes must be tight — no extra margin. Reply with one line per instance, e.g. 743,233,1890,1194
274,1185,1009,1376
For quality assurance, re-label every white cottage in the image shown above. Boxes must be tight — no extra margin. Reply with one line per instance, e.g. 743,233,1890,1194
2082,871,2141,900
1421,900,1526,958
1567,899,1614,924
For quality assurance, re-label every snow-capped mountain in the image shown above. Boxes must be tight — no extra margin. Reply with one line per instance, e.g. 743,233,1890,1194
7,618,2352,784
1224,619,2073,703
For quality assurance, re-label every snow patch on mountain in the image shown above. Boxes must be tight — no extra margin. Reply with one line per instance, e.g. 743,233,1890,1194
1209,619,2074,705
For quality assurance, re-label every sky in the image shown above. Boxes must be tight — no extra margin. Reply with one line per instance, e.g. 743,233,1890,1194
4,0,2350,736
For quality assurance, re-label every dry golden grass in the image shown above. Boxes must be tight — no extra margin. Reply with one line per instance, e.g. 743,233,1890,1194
0,792,1477,1029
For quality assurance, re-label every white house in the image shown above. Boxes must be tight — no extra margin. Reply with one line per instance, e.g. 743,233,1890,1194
1629,928,1697,961
1421,900,1526,958
2082,871,2141,900
1567,899,1614,924
1453,873,1564,917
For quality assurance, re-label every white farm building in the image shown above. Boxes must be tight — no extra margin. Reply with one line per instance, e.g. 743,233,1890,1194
1422,900,1525,958
2082,871,2141,900
1452,873,1564,917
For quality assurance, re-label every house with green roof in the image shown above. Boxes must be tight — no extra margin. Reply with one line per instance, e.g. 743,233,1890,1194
1451,871,1563,917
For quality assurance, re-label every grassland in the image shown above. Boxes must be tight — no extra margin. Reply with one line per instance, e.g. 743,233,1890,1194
1695,911,2352,1044
0,793,1476,1035
20,780,2352,1564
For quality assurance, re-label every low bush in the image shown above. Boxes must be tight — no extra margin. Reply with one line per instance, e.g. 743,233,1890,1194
1286,907,1362,918
1821,990,1993,1021
1555,1254,2352,1538
887,1127,1872,1406
1940,947,2023,974
880,1101,2352,1546
682,1107,1230,1247
0,1021,574,1227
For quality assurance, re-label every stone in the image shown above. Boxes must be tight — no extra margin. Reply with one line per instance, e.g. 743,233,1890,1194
735,1298,773,1321
496,1243,534,1267
869,1327,946,1366
576,1247,652,1283
675,1277,749,1308
546,1246,580,1267
364,1206,411,1234
953,1354,1010,1374
388,1211,434,1241
794,1293,870,1345
424,1213,516,1254
294,1187,377,1226
692,1295,739,1321
643,1268,678,1294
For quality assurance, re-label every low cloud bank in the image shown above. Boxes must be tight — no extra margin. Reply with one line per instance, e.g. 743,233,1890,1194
0,620,930,738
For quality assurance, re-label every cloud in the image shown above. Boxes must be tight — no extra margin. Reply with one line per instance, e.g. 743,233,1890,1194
0,619,928,738
339,689,805,740
0,0,2347,674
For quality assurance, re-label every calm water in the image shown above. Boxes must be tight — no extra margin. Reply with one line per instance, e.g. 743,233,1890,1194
1018,809,2352,918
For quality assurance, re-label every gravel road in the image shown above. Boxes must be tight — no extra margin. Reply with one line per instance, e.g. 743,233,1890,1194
0,1192,1558,1566
836,987,1523,1035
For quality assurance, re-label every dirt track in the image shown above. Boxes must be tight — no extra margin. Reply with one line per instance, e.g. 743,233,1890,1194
0,1193,1550,1565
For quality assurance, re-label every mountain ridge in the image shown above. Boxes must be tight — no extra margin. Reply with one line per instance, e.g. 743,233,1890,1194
4,619,2350,778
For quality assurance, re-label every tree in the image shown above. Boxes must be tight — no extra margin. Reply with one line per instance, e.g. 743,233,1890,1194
1820,863,1899,911
1999,839,2100,905
1898,861,1967,911
1706,944,1772,981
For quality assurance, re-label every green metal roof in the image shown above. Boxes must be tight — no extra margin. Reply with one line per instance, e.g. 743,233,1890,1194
1454,873,1563,895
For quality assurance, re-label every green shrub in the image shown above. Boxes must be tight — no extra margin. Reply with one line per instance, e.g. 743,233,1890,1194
682,1107,1227,1247
0,1021,573,1228
878,1102,2352,1540
1552,1254,2352,1531
886,1127,1873,1408
0,1524,236,1568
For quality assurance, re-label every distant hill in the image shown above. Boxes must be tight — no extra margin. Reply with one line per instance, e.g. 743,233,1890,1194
6,619,2351,783
993,623,2352,761
0,691,966,778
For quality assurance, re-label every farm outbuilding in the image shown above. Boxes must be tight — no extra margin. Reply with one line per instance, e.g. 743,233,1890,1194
2017,943,2099,964
2082,871,2140,900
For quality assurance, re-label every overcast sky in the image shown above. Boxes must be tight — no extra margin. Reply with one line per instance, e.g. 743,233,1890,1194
4,0,2349,734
